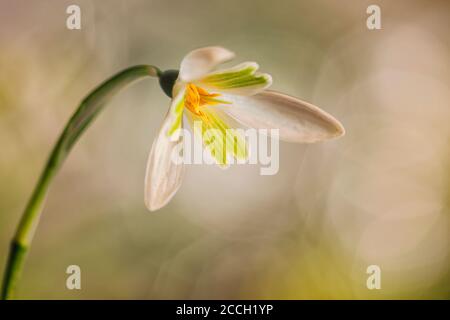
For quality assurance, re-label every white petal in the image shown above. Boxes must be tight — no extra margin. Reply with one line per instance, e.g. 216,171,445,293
220,90,345,143
179,46,235,82
144,104,185,211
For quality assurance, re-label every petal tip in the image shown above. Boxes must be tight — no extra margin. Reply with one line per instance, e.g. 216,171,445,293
144,184,179,212
213,46,235,60
262,73,273,88
144,197,166,212
331,118,346,139
318,114,345,142
179,46,235,82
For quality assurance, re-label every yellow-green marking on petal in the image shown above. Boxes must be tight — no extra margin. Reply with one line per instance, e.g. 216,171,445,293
199,62,272,92
167,89,185,137
206,110,248,160
170,81,248,165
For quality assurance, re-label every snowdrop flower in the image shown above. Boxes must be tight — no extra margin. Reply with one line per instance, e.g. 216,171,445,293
145,46,345,211
2,46,346,299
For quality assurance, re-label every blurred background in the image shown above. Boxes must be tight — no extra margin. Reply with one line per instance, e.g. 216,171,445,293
0,0,448,299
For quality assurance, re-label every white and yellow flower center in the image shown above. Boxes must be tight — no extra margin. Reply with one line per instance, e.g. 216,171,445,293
184,83,230,116
166,61,273,165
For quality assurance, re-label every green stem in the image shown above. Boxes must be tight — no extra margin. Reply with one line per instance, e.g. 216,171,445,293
1,65,160,299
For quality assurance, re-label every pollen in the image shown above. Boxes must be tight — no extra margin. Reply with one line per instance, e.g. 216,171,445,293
184,83,229,116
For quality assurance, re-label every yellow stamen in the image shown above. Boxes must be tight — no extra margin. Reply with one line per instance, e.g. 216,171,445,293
184,83,230,116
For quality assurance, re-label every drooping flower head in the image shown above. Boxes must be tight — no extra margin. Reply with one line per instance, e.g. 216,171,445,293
145,46,345,211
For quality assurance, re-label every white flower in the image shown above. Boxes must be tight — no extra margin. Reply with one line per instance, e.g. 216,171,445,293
144,46,345,211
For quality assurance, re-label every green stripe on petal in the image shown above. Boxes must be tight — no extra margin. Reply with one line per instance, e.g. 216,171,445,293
167,89,185,137
199,62,272,96
167,111,183,137
205,110,248,160
190,115,226,165
214,73,271,89
201,112,227,165
201,62,259,83
186,108,248,166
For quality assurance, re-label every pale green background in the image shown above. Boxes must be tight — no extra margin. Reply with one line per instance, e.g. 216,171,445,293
0,0,449,299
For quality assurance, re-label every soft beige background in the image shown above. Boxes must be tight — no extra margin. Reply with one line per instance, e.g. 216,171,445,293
0,0,448,299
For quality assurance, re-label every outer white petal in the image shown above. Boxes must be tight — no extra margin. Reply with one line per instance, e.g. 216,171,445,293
144,99,185,211
221,90,345,143
179,46,235,82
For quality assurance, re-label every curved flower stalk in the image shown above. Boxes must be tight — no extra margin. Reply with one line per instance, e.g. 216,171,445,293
145,47,345,211
2,46,345,299
1,65,160,299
